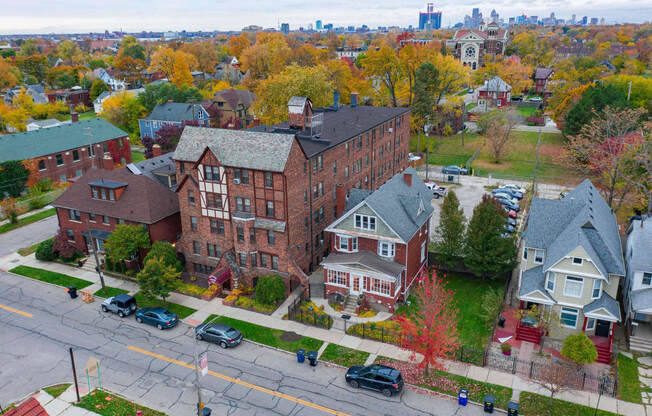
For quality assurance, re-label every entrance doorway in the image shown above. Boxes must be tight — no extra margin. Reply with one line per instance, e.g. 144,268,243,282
350,275,360,295
595,320,611,337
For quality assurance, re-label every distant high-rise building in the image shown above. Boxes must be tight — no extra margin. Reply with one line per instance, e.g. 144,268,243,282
347,26,355,32
590,17,598,25
508,17,515,26
582,16,588,25
280,23,290,34
490,9,499,23
316,20,323,30
571,14,576,24
324,23,333,31
418,3,442,30
516,14,526,25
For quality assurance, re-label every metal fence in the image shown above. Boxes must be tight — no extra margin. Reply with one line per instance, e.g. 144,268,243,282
287,290,333,329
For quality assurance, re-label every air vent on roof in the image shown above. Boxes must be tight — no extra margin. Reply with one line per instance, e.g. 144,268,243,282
126,164,142,175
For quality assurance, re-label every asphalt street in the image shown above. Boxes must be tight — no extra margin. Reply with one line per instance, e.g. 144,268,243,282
0,271,488,416
0,215,58,257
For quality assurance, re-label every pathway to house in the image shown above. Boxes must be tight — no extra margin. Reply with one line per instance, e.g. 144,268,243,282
14,385,102,416
638,355,652,406
0,252,646,416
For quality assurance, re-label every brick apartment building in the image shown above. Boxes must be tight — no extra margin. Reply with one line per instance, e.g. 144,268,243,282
0,118,131,187
173,93,411,288
46,87,92,108
322,168,434,311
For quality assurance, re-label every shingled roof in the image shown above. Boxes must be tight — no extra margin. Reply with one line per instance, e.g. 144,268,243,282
52,168,179,224
174,127,296,172
0,118,127,162
144,102,206,122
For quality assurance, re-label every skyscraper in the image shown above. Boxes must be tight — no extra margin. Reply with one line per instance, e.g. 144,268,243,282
418,3,442,30
316,20,323,30
280,23,290,34
471,8,482,28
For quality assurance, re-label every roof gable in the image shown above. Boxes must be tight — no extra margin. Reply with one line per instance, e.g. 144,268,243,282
145,102,206,122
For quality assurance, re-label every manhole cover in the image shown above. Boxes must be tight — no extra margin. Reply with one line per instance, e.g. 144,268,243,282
279,331,302,343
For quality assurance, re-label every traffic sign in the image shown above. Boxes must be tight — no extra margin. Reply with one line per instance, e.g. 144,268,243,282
199,352,208,376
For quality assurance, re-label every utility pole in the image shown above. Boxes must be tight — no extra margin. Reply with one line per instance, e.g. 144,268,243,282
627,80,632,101
193,332,204,415
425,124,430,181
85,216,106,292
69,347,80,403
533,129,542,197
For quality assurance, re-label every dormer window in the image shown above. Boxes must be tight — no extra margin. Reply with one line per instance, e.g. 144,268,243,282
354,214,376,231
534,249,544,264
572,257,583,265
643,272,652,286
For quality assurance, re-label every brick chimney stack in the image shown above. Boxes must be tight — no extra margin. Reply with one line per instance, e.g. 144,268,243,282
335,184,346,217
350,92,358,108
70,111,79,122
152,144,162,157
102,153,114,170
403,173,412,187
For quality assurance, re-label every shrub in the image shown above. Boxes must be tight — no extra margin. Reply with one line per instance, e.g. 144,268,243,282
53,229,78,260
254,274,286,305
561,333,598,366
35,238,56,261
176,283,206,297
347,320,402,344
143,241,182,272
501,343,512,353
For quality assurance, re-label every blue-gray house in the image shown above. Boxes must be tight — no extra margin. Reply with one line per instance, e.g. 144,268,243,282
138,102,210,139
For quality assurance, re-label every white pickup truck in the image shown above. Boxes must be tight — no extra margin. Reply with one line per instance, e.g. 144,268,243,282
423,181,447,199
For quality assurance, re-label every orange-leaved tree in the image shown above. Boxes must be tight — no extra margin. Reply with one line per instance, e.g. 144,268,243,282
396,269,460,375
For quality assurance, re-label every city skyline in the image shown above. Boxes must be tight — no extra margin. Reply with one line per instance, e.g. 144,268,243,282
1,0,650,34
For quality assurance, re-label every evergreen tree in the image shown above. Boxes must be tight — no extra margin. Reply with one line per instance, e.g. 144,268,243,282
464,195,518,279
412,62,438,152
433,190,466,267
564,83,629,137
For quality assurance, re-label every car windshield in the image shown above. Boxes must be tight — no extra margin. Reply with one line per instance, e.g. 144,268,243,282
225,329,239,337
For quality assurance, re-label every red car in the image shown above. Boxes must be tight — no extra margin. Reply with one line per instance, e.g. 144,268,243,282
507,210,518,219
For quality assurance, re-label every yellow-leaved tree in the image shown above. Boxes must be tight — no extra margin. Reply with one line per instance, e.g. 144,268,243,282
170,52,194,88
0,57,20,90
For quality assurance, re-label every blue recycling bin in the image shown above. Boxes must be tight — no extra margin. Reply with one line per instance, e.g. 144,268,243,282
458,388,469,406
297,348,306,363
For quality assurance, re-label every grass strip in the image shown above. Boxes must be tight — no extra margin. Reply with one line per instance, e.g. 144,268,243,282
18,239,49,256
0,208,56,234
617,353,643,403
43,383,71,399
94,286,130,298
76,389,166,416
10,265,93,289
133,292,197,319
319,344,369,368
519,391,618,416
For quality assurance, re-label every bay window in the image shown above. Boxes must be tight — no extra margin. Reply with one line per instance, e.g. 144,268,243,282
378,241,395,258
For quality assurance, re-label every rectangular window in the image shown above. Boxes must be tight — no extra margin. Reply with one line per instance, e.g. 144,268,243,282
319,207,324,221
265,172,273,188
354,214,376,231
89,213,95,222
333,161,337,174
378,241,395,258
643,272,652,286
69,209,81,221
238,252,246,266
523,248,528,260
338,235,358,252
209,219,223,234
72,150,80,161
56,154,64,166
246,228,254,243
318,182,323,197
190,216,197,231
117,218,125,224
207,243,220,258
38,160,46,170
592,279,602,299
564,276,584,298
370,278,391,296
560,307,579,328
109,189,115,201
233,168,249,184
103,143,109,153
546,273,555,291
193,240,200,254
188,190,195,206
421,241,426,262
271,255,279,270
179,162,185,174
317,155,323,170
103,215,109,225
236,197,250,212
204,165,220,182
345,167,349,179
206,193,220,209
327,269,347,286
313,185,318,198
92,187,98,199
250,253,257,267
586,318,596,330
267,230,275,245
100,188,106,200
66,229,75,241
534,249,544,264
237,227,244,242
75,169,82,177
573,257,583,265
260,253,268,268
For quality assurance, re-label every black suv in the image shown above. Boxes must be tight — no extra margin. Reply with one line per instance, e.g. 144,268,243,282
345,364,404,397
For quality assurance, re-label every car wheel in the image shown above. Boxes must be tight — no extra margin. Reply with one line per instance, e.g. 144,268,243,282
157,324,163,330
101,305,108,312
382,388,392,397
348,380,359,389
434,194,439,199
118,311,124,318
136,317,142,323
196,333,203,341
219,341,227,349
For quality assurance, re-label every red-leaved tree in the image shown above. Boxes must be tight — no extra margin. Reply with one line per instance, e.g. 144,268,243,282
396,269,460,374
53,229,78,260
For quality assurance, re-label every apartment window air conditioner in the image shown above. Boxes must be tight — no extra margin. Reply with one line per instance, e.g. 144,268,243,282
233,178,240,184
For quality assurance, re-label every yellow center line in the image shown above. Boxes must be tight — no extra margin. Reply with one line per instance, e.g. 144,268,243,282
0,303,33,317
127,345,351,416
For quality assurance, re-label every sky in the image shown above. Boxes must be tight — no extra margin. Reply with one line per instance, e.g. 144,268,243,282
1,0,651,34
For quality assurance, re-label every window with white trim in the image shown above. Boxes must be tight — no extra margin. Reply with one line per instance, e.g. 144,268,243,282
534,249,544,264
592,279,602,299
564,276,584,297
586,318,596,331
545,273,555,291
327,269,347,286
572,257,583,265
378,241,395,258
370,278,391,296
643,272,652,286
337,235,358,252
421,241,426,262
354,214,376,231
523,248,528,261
560,307,579,328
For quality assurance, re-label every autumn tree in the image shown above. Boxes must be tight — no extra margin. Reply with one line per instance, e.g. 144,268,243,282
464,195,518,280
56,40,84,63
89,79,109,101
104,224,151,270
239,35,291,79
530,361,579,406
362,45,403,107
473,59,533,95
625,123,652,214
227,34,251,58
427,52,469,105
566,106,644,211
101,91,147,139
396,269,460,374
170,51,194,88
118,36,146,61
433,190,466,267
485,109,519,163
137,257,180,304
181,41,221,74
113,55,146,86
0,57,19,89
52,229,78,260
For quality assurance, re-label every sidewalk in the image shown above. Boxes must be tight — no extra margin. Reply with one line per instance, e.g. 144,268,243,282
0,253,646,415
24,385,101,416
0,204,54,226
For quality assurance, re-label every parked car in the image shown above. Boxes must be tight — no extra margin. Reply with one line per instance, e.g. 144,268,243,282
506,209,518,219
408,153,421,162
424,181,447,199
442,165,468,175
511,96,523,102
496,196,520,212
101,294,137,317
506,217,517,227
492,192,518,204
195,322,243,348
345,364,404,397
528,96,543,102
499,184,526,194
505,224,516,233
492,188,522,200
135,307,178,330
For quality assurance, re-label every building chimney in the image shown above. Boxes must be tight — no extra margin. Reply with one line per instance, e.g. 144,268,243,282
335,184,346,217
332,90,340,110
102,153,114,170
167,99,173,104
403,173,412,187
350,92,358,108
70,111,79,123
152,144,162,157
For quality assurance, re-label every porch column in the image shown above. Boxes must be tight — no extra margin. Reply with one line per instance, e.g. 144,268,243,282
582,317,587,332
609,322,615,343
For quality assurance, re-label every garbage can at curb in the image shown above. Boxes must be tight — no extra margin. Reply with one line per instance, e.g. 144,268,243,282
307,350,318,367
297,348,306,363
484,395,495,413
507,401,519,416
66,286,78,299
458,389,468,406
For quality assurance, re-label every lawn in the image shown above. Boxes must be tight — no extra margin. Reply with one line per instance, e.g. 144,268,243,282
210,315,323,353
0,208,56,234
235,295,277,314
44,383,71,399
76,390,166,416
94,286,129,298
395,273,504,351
319,344,369,368
10,265,93,289
519,392,618,416
18,238,50,256
131,150,145,163
133,292,196,319
617,353,642,403
410,132,482,166
516,106,537,117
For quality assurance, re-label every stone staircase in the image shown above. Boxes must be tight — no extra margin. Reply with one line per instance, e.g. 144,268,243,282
629,335,652,353
343,295,358,315
81,254,100,273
